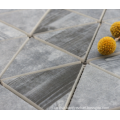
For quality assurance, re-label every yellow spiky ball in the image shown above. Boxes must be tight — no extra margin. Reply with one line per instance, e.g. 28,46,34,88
110,21,120,38
97,36,116,55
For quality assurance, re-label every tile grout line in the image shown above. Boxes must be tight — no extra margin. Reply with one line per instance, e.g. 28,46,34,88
84,23,101,62
33,21,98,36
84,9,107,62
89,62,120,80
0,37,30,82
29,9,51,37
1,61,81,82
1,81,43,110
0,19,30,36
0,35,27,43
86,51,120,63
99,9,107,23
0,9,25,16
65,9,98,21
103,16,120,21
33,35,84,62
103,21,112,25
63,64,85,110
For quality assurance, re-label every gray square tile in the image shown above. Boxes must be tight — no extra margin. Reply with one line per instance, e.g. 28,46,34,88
34,23,98,58
87,23,120,60
69,64,120,110
103,9,120,20
3,64,82,109
71,9,103,19
0,36,27,75
2,37,79,79
0,22,26,41
0,85,36,110
0,9,47,34
34,9,97,34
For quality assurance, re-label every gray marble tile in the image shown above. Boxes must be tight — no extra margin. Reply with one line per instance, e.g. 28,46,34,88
71,9,103,19
35,23,98,58
104,18,120,24
0,85,36,110
4,64,82,109
0,9,19,14
0,22,26,41
0,36,27,75
91,54,120,77
0,9,47,34
103,9,120,20
87,23,120,59
47,93,69,110
69,64,120,110
2,37,79,78
34,9,97,34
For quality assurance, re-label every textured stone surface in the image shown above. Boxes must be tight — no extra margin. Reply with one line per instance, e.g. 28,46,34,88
0,85,36,110
0,36,27,75
71,9,103,19
103,9,120,20
0,22,26,41
35,23,98,58
0,9,19,14
104,18,120,25
47,93,69,110
87,23,120,59
91,54,120,77
34,9,97,34
2,37,79,78
0,9,47,33
4,64,82,109
69,65,120,110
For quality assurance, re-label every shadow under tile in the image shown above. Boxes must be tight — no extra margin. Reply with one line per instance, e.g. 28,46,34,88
34,9,97,34
0,36,27,74
2,37,79,79
35,23,98,58
71,9,103,19
69,64,120,110
3,64,82,109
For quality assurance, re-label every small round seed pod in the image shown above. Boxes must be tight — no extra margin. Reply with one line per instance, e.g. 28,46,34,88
97,36,116,55
110,21,120,38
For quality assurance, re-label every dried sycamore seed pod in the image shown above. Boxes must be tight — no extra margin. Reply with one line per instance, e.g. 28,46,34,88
97,36,116,55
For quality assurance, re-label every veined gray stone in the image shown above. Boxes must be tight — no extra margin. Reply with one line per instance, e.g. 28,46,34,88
103,9,120,20
69,65,120,110
2,37,79,78
4,64,82,109
0,36,27,75
35,23,98,58
34,9,97,34
71,9,103,19
0,9,47,34
0,85,36,110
